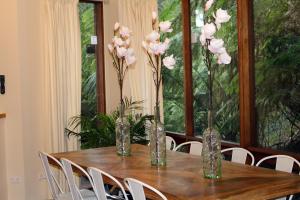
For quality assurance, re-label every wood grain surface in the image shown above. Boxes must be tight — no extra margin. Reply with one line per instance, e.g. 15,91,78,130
52,144,300,200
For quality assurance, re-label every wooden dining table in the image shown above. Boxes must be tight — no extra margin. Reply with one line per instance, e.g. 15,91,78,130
52,144,300,200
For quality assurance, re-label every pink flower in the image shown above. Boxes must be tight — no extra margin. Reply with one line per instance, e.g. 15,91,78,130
120,26,131,38
125,55,136,65
215,9,231,29
163,55,176,69
116,47,127,58
159,21,173,33
217,51,231,64
142,41,148,50
208,38,225,54
112,36,124,47
205,0,214,11
203,23,216,39
200,32,206,46
149,42,168,55
146,31,160,42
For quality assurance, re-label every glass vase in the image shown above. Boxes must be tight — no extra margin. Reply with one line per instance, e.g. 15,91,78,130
150,106,166,166
115,103,131,156
201,111,222,179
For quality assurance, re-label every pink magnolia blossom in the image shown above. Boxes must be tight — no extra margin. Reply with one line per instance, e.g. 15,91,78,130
203,23,216,39
116,46,127,58
163,55,176,69
208,38,225,54
159,21,173,33
217,51,231,64
149,42,168,55
112,36,124,47
215,9,231,29
107,44,114,53
200,32,206,46
146,31,160,42
120,26,131,38
152,11,158,21
114,22,120,31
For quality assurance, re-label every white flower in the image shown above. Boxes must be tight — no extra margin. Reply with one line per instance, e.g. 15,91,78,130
120,26,131,38
215,9,231,29
112,36,124,47
159,21,173,33
114,22,120,31
107,44,114,53
149,42,168,55
202,23,216,39
208,38,225,54
199,32,206,46
205,0,214,11
152,11,157,21
116,46,127,58
146,31,160,42
125,55,136,65
217,51,231,64
163,55,176,69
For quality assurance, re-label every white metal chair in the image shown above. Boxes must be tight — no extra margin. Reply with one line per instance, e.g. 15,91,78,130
88,167,128,200
124,178,168,200
173,141,203,156
166,136,176,150
221,147,255,165
61,158,97,200
39,152,71,200
256,155,300,200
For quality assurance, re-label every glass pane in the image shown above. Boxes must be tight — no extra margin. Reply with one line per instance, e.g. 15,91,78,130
254,0,300,153
79,3,97,116
191,0,240,143
158,0,185,133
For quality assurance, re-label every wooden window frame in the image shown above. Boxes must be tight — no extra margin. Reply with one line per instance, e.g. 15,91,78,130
79,0,106,113
167,0,300,161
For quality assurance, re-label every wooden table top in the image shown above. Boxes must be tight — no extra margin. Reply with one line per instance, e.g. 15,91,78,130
52,144,300,200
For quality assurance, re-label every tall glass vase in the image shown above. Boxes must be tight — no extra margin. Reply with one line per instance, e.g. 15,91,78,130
116,103,131,156
202,110,222,179
150,105,166,166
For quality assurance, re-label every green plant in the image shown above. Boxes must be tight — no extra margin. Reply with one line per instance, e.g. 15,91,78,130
66,98,153,149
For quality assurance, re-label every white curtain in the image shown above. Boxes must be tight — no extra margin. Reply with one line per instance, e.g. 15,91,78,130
118,0,160,116
42,0,81,153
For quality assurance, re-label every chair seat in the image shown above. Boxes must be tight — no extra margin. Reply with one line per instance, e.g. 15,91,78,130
57,189,97,200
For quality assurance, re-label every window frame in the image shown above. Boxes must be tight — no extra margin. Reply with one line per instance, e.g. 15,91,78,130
79,0,106,113
167,0,300,160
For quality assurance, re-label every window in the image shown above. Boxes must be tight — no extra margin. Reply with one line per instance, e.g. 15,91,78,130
79,1,105,116
159,0,300,157
158,0,185,133
254,0,300,153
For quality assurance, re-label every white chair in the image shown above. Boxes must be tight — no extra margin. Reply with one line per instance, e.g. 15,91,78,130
256,155,300,200
124,178,168,200
61,158,97,200
39,152,71,200
166,136,176,150
88,167,128,200
221,147,255,165
174,141,203,156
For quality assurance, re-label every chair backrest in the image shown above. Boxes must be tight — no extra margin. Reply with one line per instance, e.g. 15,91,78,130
256,155,300,174
39,151,64,199
166,136,176,150
61,158,94,200
221,147,255,165
88,167,128,200
124,178,168,200
174,141,203,156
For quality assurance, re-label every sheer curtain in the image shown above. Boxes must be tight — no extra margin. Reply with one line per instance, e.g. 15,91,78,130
118,0,160,116
42,0,81,154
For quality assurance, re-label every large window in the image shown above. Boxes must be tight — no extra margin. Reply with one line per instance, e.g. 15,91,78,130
254,0,300,153
159,0,300,156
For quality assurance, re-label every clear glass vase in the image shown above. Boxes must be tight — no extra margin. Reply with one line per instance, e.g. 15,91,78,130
150,105,166,166
115,103,131,156
201,111,222,179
